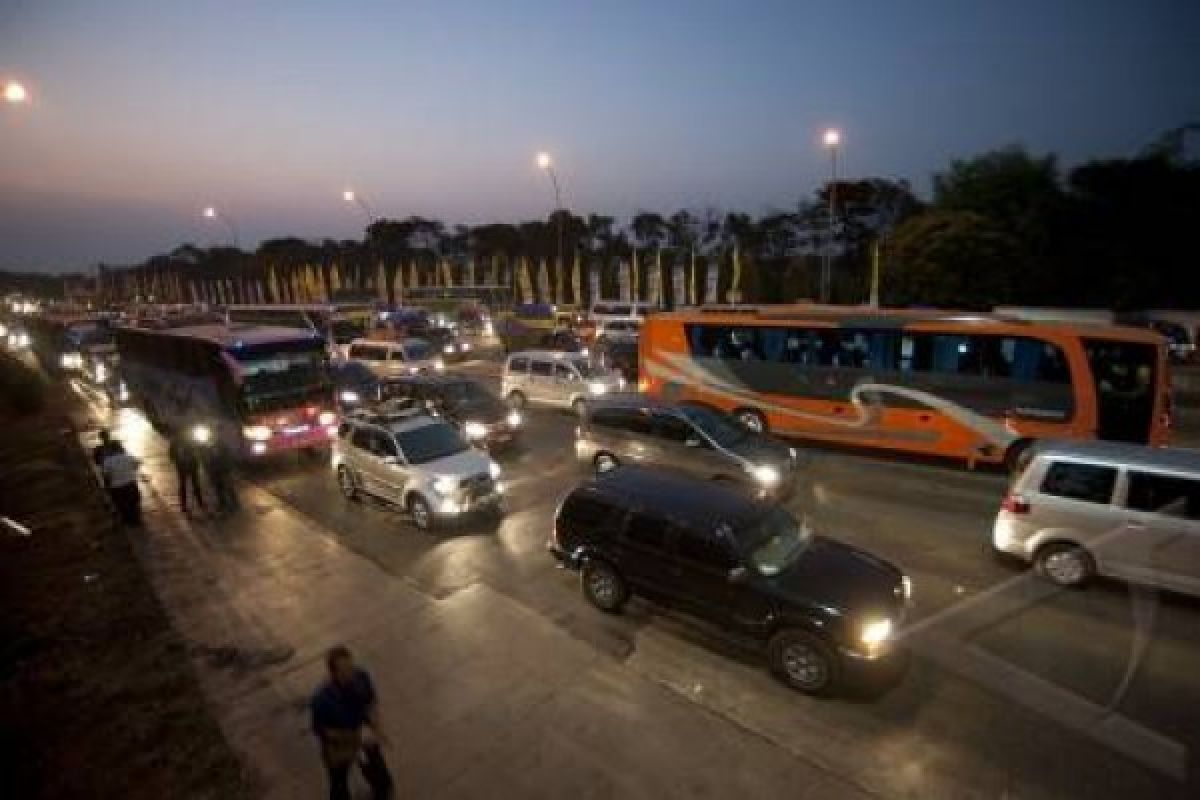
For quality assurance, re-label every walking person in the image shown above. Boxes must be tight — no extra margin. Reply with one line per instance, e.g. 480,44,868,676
168,433,206,514
92,429,120,468
311,646,394,800
101,441,143,527
205,438,240,514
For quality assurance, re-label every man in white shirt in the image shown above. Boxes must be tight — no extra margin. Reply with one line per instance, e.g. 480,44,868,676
101,441,142,527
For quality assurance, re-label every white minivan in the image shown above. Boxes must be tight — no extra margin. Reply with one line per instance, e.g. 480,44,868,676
993,440,1200,595
501,350,624,416
348,338,445,379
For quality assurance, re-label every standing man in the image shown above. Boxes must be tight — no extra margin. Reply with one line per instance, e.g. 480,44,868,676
311,646,393,800
92,430,120,468
101,441,143,527
205,438,239,514
168,432,206,514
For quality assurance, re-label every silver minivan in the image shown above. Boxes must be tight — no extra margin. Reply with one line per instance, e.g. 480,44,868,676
575,396,801,499
501,350,624,415
993,440,1200,595
348,338,445,379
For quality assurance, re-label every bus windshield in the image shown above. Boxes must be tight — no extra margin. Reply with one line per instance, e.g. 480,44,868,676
232,347,329,412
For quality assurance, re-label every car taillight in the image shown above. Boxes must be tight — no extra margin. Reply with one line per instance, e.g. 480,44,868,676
1001,494,1030,514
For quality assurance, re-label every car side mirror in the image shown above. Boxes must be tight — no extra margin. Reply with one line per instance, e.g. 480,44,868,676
728,566,749,584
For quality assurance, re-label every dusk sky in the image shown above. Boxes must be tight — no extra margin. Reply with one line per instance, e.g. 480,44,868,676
2,0,1197,271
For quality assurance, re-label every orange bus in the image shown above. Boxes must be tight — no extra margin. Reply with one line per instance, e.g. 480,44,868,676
640,307,1171,467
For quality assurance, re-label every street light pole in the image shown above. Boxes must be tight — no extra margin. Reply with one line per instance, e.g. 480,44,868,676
3,79,30,105
203,206,241,249
821,128,841,304
537,152,565,305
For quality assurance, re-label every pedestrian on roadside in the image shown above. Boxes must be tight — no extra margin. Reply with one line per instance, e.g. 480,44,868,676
92,429,120,468
168,432,206,514
311,645,394,800
205,438,239,513
101,441,143,527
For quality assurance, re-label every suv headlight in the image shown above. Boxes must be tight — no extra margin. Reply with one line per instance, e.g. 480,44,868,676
433,475,458,494
751,465,780,486
588,381,608,395
243,424,272,442
95,363,108,383
860,618,893,647
506,410,521,427
464,421,488,439
489,462,502,479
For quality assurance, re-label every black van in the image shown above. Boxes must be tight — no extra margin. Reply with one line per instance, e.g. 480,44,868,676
550,467,910,694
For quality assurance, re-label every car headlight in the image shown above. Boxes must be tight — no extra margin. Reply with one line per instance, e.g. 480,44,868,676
588,381,608,395
464,421,488,439
489,462,501,479
434,358,446,372
95,363,108,383
61,353,82,369
580,347,589,357
433,475,458,494
751,465,780,486
318,411,337,426
506,410,521,427
860,618,893,647
243,424,272,442
443,344,455,354
339,390,360,405
900,576,912,601
192,424,212,444
461,342,472,352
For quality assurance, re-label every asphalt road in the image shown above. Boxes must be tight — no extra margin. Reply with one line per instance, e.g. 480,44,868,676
73,353,1200,799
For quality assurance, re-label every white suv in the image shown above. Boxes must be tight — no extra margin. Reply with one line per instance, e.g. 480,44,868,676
347,338,445,379
332,408,504,530
501,350,625,416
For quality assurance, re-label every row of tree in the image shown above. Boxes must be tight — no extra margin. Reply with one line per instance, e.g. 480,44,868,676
10,125,1198,311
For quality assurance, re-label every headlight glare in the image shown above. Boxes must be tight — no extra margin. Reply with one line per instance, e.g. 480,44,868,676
860,618,893,647
506,410,521,427
318,411,337,426
243,425,272,442
751,465,780,486
489,462,501,479
339,390,360,404
464,421,488,439
433,475,457,494
588,381,607,395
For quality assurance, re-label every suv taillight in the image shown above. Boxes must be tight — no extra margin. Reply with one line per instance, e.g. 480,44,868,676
1001,493,1030,514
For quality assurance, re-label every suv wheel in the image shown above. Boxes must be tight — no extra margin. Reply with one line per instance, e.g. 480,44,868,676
581,560,628,612
768,629,838,694
1036,542,1093,587
506,390,526,410
337,465,358,501
408,494,435,532
735,408,768,434
593,452,620,474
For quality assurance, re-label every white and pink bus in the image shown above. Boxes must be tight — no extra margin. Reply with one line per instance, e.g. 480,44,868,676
116,323,337,457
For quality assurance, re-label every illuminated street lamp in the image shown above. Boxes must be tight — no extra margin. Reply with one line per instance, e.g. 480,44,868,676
3,80,29,104
535,152,565,304
202,206,241,249
820,128,842,303
342,189,375,225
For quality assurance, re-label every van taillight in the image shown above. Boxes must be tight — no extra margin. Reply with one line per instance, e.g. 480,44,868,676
1001,494,1030,514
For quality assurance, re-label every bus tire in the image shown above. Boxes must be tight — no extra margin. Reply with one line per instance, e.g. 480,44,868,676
734,408,768,435
1004,439,1033,473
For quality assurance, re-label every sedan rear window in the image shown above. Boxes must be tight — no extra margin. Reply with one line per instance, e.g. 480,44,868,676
1040,461,1117,505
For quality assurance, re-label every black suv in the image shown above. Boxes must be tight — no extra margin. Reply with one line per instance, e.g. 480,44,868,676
378,374,522,450
550,467,910,694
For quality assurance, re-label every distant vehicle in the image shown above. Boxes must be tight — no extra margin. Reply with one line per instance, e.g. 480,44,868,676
422,325,473,361
589,301,654,325
377,374,522,450
576,396,800,499
549,467,910,694
538,328,588,355
1117,311,1199,364
347,338,445,379
993,440,1200,595
331,360,381,411
332,407,504,530
594,318,640,345
640,306,1171,468
501,350,625,416
495,303,557,352
993,307,1117,325
115,323,336,457
593,338,638,384
226,303,374,359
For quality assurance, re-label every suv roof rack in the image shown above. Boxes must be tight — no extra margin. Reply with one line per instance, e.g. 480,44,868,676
345,400,427,427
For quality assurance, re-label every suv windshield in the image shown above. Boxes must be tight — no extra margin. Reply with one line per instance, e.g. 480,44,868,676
746,509,813,577
404,340,433,360
395,422,468,464
680,405,750,448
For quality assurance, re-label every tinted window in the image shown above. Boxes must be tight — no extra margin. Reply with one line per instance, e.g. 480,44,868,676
1084,339,1156,402
560,494,621,530
1126,472,1200,519
372,432,398,458
675,528,737,571
655,414,694,443
1040,462,1117,504
554,363,576,381
394,422,468,464
624,511,669,549
531,360,554,377
508,356,529,373
351,428,373,450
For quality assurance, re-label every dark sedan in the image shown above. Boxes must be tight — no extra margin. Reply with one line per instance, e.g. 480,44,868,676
379,374,522,450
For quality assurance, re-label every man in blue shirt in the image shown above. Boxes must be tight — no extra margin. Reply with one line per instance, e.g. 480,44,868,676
311,646,393,800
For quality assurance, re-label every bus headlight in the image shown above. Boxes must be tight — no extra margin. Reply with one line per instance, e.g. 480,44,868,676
751,465,780,486
192,424,212,444
860,618,893,648
318,411,337,426
243,425,272,442
464,421,488,439
506,410,521,427
433,475,458,494
339,390,360,405
588,382,608,395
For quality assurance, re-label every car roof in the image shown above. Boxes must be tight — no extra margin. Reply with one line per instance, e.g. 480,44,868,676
1032,440,1200,474
346,406,440,434
349,337,429,348
382,373,478,387
507,350,587,361
587,395,688,415
573,466,768,530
